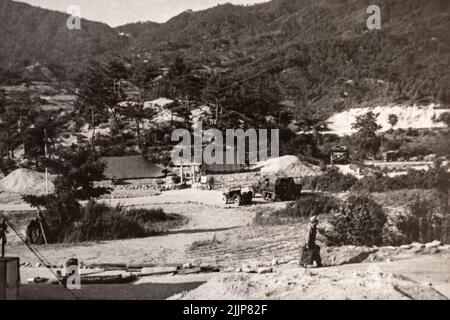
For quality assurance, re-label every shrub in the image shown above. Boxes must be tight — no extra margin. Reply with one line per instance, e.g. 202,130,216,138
23,192,83,243
383,138,403,151
405,128,420,137
281,194,342,219
401,198,444,243
303,167,357,192
324,194,387,246
125,207,183,232
396,145,432,159
382,197,446,245
40,202,183,243
352,166,450,192
63,201,147,242
305,163,449,194
372,189,439,207
126,207,171,223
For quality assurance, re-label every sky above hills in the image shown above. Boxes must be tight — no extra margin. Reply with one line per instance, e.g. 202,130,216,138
16,0,270,26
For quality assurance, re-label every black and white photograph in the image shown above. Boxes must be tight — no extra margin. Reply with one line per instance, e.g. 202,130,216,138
0,0,449,303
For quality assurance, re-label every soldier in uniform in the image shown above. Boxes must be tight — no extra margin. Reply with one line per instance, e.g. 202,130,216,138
300,216,322,267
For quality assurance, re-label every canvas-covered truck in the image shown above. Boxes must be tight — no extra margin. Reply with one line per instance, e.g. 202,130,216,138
256,176,302,202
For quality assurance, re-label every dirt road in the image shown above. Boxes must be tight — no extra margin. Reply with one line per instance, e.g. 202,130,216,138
7,201,261,266
0,189,227,212
5,189,292,267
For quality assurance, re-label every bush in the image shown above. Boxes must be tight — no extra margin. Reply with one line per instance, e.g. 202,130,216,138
125,207,183,231
23,192,83,243
399,198,444,244
40,201,183,243
352,166,450,192
405,128,420,137
397,145,432,159
281,194,342,219
383,138,403,151
303,167,357,192
304,163,449,194
126,207,169,223
324,194,387,246
372,189,439,207
63,202,147,242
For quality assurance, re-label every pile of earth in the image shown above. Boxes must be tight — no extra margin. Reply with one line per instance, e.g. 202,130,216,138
0,168,55,195
255,156,322,177
171,267,446,300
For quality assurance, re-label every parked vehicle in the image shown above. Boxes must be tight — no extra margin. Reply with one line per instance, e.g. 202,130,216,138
256,176,302,202
222,186,253,205
330,145,349,165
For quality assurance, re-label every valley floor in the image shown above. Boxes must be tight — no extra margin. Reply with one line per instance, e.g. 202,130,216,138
2,189,449,300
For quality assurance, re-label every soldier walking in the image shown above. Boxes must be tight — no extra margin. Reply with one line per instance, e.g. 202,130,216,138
300,216,322,267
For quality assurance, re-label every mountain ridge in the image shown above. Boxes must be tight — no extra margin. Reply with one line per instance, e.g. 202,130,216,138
1,0,449,112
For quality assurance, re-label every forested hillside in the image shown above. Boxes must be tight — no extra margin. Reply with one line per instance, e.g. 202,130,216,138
0,0,128,72
1,0,449,120
119,0,450,115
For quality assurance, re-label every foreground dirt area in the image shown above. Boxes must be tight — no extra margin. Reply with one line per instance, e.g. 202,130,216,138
172,258,449,300
2,189,449,300
18,252,450,300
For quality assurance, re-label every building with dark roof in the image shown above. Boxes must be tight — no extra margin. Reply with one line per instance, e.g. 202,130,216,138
102,155,165,180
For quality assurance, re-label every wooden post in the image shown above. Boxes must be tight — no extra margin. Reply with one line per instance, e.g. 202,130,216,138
39,221,48,246
180,164,184,184
0,257,20,300
91,107,96,151
44,128,49,195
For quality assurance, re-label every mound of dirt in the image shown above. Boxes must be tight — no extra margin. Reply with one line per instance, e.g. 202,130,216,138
172,267,446,300
258,156,321,177
0,168,54,195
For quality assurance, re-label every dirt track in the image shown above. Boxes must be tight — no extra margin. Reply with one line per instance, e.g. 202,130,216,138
5,189,293,267
7,202,257,266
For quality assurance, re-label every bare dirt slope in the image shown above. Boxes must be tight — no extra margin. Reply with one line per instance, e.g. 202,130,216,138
173,264,447,300
327,104,448,135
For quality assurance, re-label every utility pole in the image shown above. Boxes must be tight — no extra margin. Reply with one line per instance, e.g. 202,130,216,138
184,96,190,129
185,95,190,113
91,107,95,151
215,100,219,125
43,128,49,195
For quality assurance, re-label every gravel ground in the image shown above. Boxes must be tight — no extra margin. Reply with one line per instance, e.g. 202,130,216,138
172,254,450,300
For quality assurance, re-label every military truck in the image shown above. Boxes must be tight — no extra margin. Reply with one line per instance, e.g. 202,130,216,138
256,176,302,202
222,186,253,205
330,145,349,165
